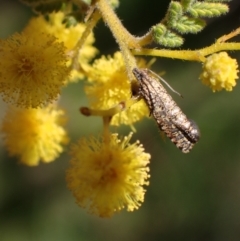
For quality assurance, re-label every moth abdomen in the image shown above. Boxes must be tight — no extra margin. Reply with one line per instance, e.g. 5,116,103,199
132,67,200,153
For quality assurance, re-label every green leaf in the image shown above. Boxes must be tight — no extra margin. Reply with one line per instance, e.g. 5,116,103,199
167,1,183,23
169,15,206,34
181,0,196,10
152,24,184,48
188,2,229,18
20,0,71,14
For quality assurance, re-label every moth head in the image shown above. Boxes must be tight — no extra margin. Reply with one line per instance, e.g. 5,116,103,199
188,119,201,142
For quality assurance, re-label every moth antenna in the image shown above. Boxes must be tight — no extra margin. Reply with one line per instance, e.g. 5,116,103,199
147,69,183,98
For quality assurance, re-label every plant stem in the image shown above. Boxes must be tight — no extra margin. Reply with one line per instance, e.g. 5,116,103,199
70,10,101,70
132,42,240,62
96,0,138,79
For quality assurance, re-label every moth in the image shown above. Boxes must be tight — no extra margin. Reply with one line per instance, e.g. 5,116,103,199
132,68,200,153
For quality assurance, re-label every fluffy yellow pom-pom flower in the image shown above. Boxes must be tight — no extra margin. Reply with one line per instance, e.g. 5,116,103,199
85,52,149,126
23,12,98,82
0,32,69,108
1,105,69,166
66,132,150,217
200,52,239,92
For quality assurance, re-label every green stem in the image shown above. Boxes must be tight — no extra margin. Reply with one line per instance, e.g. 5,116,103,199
96,0,138,79
132,42,240,62
70,10,101,70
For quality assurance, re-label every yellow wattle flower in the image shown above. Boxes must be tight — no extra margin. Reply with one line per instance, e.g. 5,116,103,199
66,132,150,217
0,32,69,108
23,12,98,82
85,52,149,126
1,105,69,166
200,52,239,92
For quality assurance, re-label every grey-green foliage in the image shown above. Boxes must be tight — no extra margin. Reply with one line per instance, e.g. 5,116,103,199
152,0,231,48
187,2,229,18
152,24,184,48
181,0,196,8
167,1,206,34
169,16,206,34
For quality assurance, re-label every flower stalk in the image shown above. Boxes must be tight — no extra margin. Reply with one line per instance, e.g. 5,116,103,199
96,0,138,78
69,10,101,71
132,41,240,62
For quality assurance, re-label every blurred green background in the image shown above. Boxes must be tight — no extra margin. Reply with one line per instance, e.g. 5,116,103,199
1,0,240,240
